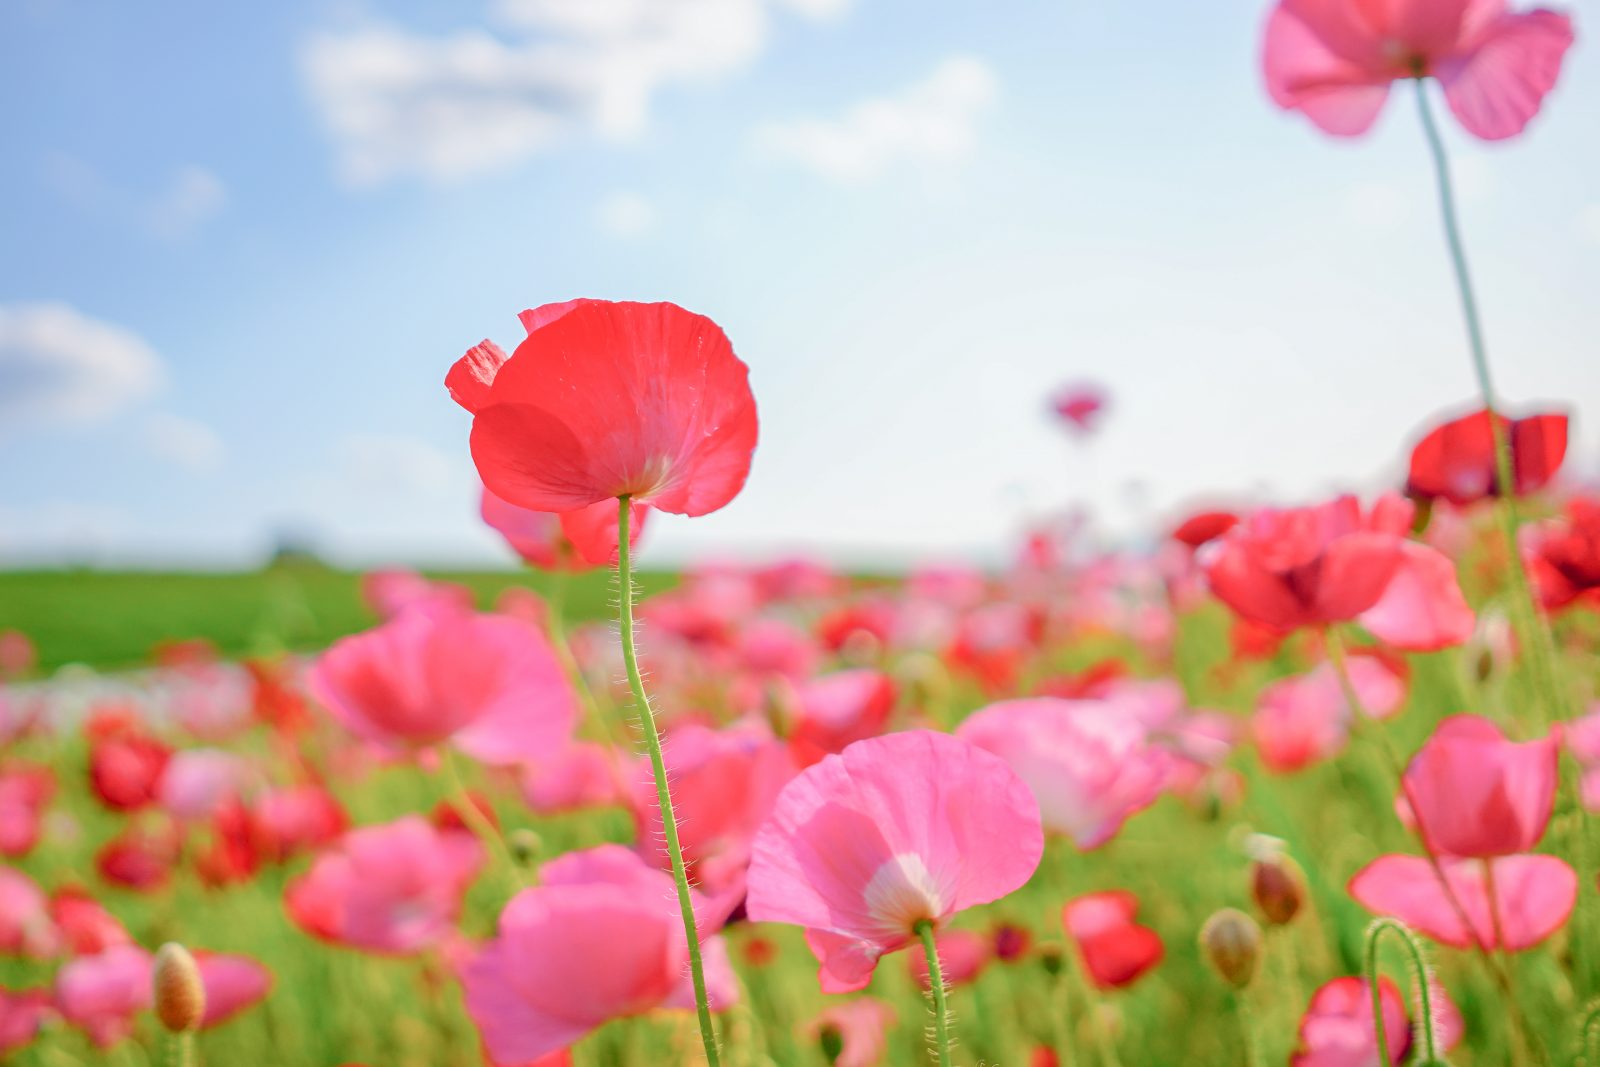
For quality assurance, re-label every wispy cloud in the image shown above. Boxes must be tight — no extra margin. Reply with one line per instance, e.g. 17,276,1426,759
302,0,852,186
42,154,227,240
0,302,163,426
753,57,998,184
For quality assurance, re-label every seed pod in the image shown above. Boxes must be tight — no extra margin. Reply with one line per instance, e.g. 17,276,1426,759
1251,857,1305,926
153,942,205,1032
1200,908,1261,989
508,828,542,867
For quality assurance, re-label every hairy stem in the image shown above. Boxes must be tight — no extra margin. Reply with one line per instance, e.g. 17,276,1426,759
1364,919,1439,1067
916,920,954,1067
616,496,722,1066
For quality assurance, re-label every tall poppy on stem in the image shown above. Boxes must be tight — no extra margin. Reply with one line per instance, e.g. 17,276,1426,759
448,298,758,1066
1262,0,1577,732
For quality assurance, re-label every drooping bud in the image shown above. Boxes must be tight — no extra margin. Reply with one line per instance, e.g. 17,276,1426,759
153,942,205,1032
1199,909,1261,989
818,1023,845,1063
1250,857,1305,926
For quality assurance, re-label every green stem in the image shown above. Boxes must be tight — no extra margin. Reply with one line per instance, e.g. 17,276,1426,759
1363,918,1439,1067
1581,1000,1600,1066
916,920,954,1067
165,1031,196,1067
441,748,525,892
616,496,722,1067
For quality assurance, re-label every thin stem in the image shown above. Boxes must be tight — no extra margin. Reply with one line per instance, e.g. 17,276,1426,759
165,1031,196,1067
616,496,722,1067
1582,1000,1600,1066
1412,78,1567,727
441,748,525,892
916,920,954,1067
1363,918,1439,1067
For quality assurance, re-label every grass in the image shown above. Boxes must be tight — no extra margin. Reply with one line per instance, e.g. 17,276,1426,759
0,565,675,672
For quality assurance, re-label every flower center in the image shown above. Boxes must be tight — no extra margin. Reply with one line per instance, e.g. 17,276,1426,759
863,852,947,936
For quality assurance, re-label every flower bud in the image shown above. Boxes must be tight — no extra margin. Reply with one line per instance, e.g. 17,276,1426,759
1199,909,1261,989
508,828,542,867
1250,857,1305,926
153,942,205,1032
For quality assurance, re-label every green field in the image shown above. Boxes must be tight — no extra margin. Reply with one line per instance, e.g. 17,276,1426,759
0,566,676,672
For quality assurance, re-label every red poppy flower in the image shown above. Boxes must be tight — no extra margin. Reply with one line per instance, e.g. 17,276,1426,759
1526,497,1600,610
448,300,758,517
1406,408,1568,506
1063,890,1164,989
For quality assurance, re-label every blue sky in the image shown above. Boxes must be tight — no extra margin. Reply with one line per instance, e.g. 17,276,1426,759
2,0,1597,570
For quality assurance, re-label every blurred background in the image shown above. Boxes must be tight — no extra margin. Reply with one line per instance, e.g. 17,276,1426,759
2,0,1598,573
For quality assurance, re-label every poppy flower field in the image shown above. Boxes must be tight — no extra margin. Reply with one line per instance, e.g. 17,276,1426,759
2,2,1596,1065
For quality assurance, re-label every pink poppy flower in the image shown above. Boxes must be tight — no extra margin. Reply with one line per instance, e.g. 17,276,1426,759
1526,497,1600,610
0,868,58,958
1205,495,1410,632
957,698,1169,849
195,952,272,1028
309,603,576,767
462,844,738,1064
1349,853,1575,950
0,987,51,1054
0,630,35,679
745,730,1043,993
0,764,53,858
1263,0,1575,140
54,945,152,1047
1291,976,1411,1067
96,825,181,892
521,742,626,815
360,569,474,620
788,670,897,768
1051,383,1107,435
1253,655,1406,773
449,300,759,517
88,726,172,813
805,997,896,1067
285,816,483,955
252,785,348,861
1063,891,1164,990
633,722,796,904
51,888,130,956
1360,543,1475,651
1403,715,1556,857
157,749,249,823
906,928,992,990
480,485,649,569
1406,408,1568,505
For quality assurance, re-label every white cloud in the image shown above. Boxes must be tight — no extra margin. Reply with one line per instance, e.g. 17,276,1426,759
754,57,998,184
335,433,464,498
1580,204,1600,244
0,303,163,425
144,413,225,472
303,0,849,186
42,155,226,239
596,190,655,236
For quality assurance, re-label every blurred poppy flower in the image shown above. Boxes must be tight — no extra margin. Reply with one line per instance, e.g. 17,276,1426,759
96,825,181,892
1173,510,1240,549
1406,408,1568,506
1350,852,1575,950
906,928,991,990
285,816,483,955
88,726,172,813
481,485,649,569
958,697,1169,849
787,670,897,767
1205,495,1410,632
1290,976,1410,1067
1403,715,1556,857
310,603,576,767
1359,542,1475,651
0,764,53,858
462,844,738,1065
1063,891,1164,990
1526,497,1600,610
0,868,58,958
746,730,1042,993
194,952,273,1028
50,887,131,956
54,945,152,1047
1051,382,1107,435
1264,0,1574,140
449,300,758,517
805,997,896,1067
0,987,50,1054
